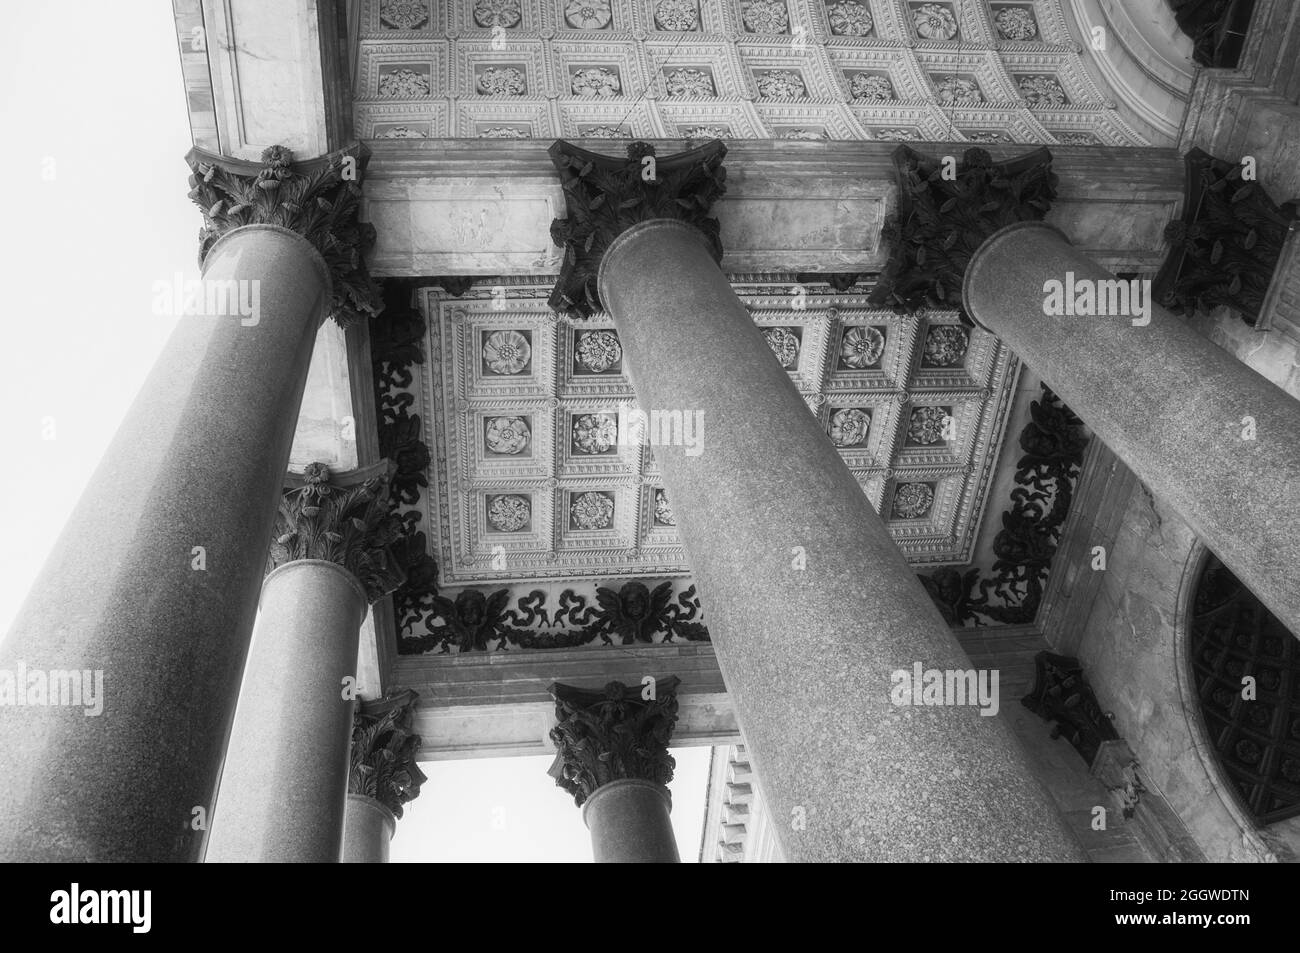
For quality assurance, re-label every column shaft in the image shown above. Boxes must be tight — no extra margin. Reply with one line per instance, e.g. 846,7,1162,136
0,224,327,862
964,222,1300,636
205,560,365,862
583,780,679,863
341,794,396,863
597,219,1082,862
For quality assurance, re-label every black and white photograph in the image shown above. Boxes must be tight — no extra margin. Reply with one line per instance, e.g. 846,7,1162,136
0,0,1291,926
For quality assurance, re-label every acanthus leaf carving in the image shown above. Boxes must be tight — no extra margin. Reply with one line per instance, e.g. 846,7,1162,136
1154,147,1299,326
268,461,407,603
870,145,1057,324
349,688,426,819
185,143,381,329
547,676,681,806
547,139,727,319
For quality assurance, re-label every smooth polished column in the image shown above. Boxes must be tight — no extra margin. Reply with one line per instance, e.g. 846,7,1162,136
204,561,365,862
341,796,395,863
964,221,1300,636
597,219,1082,862
341,689,425,864
0,224,328,862
583,780,679,864
206,462,404,862
549,679,682,864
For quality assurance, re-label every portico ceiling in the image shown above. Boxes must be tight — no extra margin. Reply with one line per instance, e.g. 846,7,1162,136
406,275,1018,589
352,0,1151,144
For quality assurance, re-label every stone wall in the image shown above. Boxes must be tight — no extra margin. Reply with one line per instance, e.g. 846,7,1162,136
1043,443,1299,862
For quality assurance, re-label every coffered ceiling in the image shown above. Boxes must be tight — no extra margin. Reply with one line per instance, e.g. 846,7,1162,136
353,0,1148,144
410,276,1018,587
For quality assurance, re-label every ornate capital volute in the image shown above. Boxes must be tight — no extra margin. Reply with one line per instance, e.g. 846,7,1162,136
184,142,381,328
268,459,407,603
547,139,727,319
348,688,426,819
870,145,1057,322
547,676,681,807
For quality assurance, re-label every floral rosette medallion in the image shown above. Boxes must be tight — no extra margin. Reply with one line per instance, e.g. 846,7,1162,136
829,408,871,447
840,326,885,368
570,491,615,529
573,413,618,453
483,329,531,374
485,416,531,454
487,494,531,532
576,330,622,372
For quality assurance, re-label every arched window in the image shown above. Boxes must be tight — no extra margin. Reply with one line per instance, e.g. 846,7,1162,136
1188,553,1300,824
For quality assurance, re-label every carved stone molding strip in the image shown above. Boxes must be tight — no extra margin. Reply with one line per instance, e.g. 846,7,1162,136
268,460,407,603
398,580,710,654
185,143,382,328
869,146,1058,323
1022,651,1144,818
1153,147,1299,325
547,676,681,808
349,688,426,819
917,384,1087,627
548,138,727,319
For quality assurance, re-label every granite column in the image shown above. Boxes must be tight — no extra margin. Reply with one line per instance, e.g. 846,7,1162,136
205,462,404,862
0,144,376,861
593,215,1082,862
341,689,425,864
964,222,1300,636
549,678,681,863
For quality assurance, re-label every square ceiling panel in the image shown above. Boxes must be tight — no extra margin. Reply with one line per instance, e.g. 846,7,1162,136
417,276,1019,585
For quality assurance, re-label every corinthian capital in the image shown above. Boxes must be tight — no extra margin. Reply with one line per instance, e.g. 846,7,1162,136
349,689,426,819
268,460,406,603
185,142,381,328
547,139,727,319
870,146,1057,320
547,676,681,807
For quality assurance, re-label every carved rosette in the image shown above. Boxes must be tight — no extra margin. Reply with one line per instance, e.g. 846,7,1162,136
548,139,728,319
870,146,1057,321
267,460,407,603
349,689,427,820
547,677,681,807
185,143,381,328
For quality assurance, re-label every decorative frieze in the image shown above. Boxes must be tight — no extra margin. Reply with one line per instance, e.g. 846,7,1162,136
268,462,407,603
399,579,710,653
917,385,1087,626
547,139,728,319
547,676,681,806
349,689,426,819
185,143,381,328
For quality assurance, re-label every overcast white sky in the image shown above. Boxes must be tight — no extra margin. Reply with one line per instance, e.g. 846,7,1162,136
0,0,710,863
